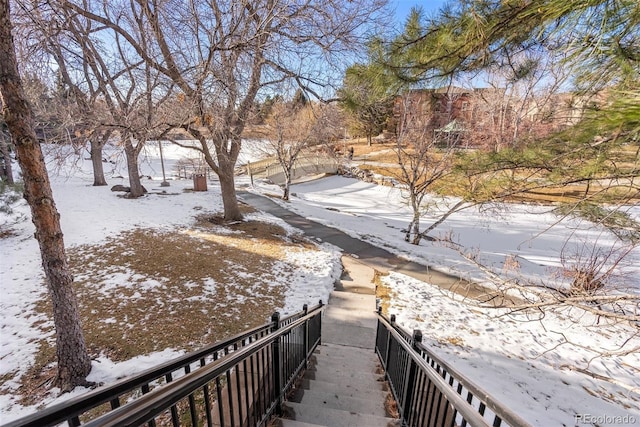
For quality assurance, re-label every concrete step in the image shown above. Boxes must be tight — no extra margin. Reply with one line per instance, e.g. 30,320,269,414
303,365,384,389
314,343,379,360
299,377,388,400
321,323,377,348
284,402,397,427
310,354,380,375
341,256,375,284
313,345,380,365
276,419,326,427
325,291,377,313
293,389,388,417
322,315,376,328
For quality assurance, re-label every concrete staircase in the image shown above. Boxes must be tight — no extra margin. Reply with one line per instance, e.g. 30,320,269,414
277,257,399,427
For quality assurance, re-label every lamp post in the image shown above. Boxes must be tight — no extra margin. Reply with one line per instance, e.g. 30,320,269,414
158,141,170,187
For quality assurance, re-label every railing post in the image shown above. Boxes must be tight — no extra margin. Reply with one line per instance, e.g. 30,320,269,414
318,299,323,345
383,314,396,370
375,306,382,353
271,312,282,416
303,304,309,362
402,330,422,425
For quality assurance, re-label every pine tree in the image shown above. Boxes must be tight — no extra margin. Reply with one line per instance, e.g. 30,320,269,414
0,0,92,391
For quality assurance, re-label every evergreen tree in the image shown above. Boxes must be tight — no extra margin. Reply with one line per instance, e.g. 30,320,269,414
387,0,639,136
0,0,92,391
338,50,399,145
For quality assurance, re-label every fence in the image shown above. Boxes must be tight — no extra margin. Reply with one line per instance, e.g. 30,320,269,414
4,302,324,427
375,309,531,427
245,154,339,185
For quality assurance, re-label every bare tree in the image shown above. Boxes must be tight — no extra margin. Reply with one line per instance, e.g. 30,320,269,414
265,100,341,200
47,36,114,187
394,90,465,245
5,9,102,182
48,2,175,197
466,51,570,151
62,0,388,220
17,70,113,185
0,0,91,391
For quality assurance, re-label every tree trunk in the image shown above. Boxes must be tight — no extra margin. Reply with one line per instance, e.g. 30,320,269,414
219,168,242,221
214,139,243,221
283,172,292,201
404,217,414,242
410,213,421,245
123,136,144,198
0,132,13,184
90,133,109,186
407,193,422,245
0,0,92,391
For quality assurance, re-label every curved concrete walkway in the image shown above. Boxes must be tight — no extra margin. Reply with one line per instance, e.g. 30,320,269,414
239,190,516,426
239,191,512,306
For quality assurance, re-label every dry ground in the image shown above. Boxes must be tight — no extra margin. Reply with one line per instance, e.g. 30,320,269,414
8,204,322,407
350,140,640,205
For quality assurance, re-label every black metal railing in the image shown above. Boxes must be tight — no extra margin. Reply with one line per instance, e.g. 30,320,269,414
4,302,324,427
375,309,531,427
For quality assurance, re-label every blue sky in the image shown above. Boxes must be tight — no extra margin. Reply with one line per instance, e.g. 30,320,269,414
391,0,450,23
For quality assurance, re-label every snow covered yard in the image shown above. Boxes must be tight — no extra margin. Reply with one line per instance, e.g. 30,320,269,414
379,272,639,426
0,144,341,422
249,175,640,426
1,143,639,426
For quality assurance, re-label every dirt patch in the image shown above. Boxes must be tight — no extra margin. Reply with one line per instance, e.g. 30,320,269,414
0,228,17,239
374,270,393,316
15,216,315,406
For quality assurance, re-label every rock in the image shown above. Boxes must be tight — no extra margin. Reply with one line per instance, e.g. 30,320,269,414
111,184,130,192
111,184,147,193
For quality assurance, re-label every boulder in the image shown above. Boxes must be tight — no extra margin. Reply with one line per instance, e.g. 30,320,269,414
111,184,130,192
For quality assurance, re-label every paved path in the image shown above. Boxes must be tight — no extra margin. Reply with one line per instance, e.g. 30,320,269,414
279,256,398,426
240,189,516,426
322,256,378,349
239,191,512,305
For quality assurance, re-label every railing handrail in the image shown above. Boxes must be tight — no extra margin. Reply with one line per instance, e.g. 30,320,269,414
245,152,338,172
377,315,493,427
82,307,324,427
377,312,532,427
4,302,324,427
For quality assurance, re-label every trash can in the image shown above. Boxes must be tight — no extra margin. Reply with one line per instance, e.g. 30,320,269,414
193,173,207,191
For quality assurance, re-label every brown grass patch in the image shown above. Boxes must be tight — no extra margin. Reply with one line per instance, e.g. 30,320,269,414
0,227,18,239
440,336,465,347
349,144,640,206
360,150,399,164
15,216,315,406
384,391,400,418
374,270,393,315
351,141,397,156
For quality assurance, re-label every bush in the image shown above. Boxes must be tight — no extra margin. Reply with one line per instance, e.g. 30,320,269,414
0,180,23,215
